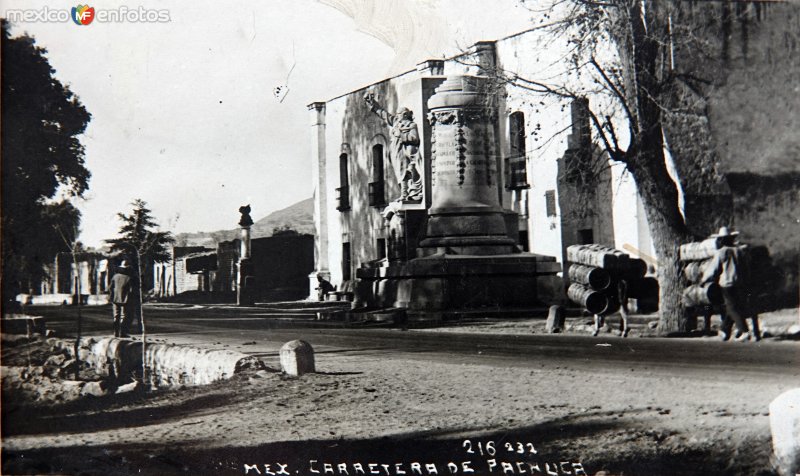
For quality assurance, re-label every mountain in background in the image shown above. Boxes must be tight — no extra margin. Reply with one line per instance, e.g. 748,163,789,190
174,198,314,248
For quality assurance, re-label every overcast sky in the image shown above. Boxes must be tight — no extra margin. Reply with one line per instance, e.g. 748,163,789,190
4,0,531,247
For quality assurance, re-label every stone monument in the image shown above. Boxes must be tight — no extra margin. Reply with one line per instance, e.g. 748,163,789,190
362,93,429,264
364,92,423,204
421,76,516,255
356,76,560,319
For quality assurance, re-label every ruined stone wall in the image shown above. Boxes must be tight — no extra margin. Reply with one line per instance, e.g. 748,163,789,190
214,240,239,293
697,3,799,176
667,2,799,301
727,172,799,306
173,258,198,294
171,246,208,295
666,3,798,200
249,234,314,300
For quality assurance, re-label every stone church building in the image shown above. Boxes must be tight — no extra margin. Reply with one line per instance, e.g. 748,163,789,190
307,30,653,304
309,8,799,309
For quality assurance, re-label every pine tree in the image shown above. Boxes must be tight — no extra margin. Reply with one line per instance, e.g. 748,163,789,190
107,199,175,290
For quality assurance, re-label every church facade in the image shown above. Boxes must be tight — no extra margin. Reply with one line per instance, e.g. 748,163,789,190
308,30,653,302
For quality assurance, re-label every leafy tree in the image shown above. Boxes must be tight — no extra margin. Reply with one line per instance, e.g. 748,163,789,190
1,20,91,306
107,199,175,291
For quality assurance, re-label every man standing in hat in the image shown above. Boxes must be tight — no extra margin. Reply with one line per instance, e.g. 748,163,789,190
702,226,759,342
109,260,136,338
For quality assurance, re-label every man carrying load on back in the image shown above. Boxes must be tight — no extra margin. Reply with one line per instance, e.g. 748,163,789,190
701,227,761,342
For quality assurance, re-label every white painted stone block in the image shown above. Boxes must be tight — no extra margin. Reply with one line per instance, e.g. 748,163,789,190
770,388,800,476
80,380,109,397
280,340,315,377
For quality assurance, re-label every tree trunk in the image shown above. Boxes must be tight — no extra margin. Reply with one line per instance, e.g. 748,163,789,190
622,0,690,334
629,153,690,334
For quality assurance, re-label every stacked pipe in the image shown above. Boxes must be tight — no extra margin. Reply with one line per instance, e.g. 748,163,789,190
566,244,657,315
679,237,724,307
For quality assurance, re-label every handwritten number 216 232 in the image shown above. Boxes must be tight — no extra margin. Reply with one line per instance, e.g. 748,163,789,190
462,440,538,456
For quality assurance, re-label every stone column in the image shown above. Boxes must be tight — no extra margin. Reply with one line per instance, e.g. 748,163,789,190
420,75,515,256
240,226,251,259
308,102,330,298
237,209,254,306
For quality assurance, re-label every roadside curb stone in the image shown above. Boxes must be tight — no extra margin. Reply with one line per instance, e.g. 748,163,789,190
80,380,109,397
280,340,315,377
770,388,800,476
546,305,565,333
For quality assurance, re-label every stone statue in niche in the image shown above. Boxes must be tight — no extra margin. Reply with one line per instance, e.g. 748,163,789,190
363,92,423,204
238,204,254,227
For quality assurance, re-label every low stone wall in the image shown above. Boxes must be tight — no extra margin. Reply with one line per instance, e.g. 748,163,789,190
64,337,264,388
1,315,46,336
143,344,264,387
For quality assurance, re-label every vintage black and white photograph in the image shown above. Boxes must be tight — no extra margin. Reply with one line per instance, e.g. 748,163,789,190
1,0,799,474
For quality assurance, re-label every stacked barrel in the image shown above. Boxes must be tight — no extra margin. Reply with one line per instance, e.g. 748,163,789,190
679,238,723,307
566,244,658,314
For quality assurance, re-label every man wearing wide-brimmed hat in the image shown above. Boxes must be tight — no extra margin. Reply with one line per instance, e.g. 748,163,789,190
109,260,135,338
702,226,759,342
711,225,739,244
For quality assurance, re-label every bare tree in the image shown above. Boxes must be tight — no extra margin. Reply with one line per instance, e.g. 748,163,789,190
54,223,83,379
468,0,738,332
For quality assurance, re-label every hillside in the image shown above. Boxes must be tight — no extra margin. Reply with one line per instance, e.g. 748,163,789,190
251,197,314,236
174,198,313,247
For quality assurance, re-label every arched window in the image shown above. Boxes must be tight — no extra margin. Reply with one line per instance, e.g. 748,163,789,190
371,144,384,182
336,153,350,211
506,111,529,189
339,153,349,187
342,242,352,281
510,111,526,156
369,144,386,206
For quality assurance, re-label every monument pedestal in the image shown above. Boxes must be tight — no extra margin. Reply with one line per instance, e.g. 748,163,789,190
356,253,560,319
386,207,427,262
419,205,515,256
355,76,560,320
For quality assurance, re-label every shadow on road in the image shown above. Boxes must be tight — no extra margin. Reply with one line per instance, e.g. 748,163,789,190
2,415,776,476
2,396,777,476
3,389,247,437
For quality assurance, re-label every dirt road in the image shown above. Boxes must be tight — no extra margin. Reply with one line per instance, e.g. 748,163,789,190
2,306,798,475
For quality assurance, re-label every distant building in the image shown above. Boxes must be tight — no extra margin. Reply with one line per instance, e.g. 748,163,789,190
20,251,111,305
153,246,213,297
153,234,314,303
